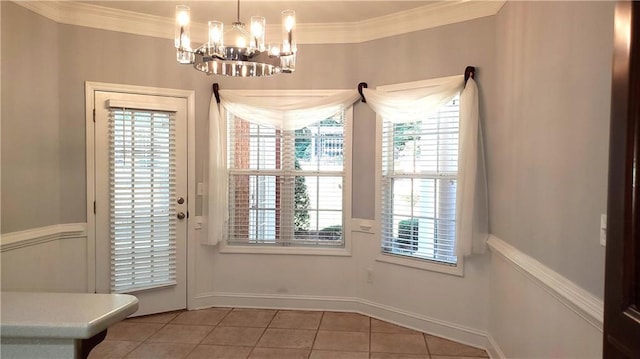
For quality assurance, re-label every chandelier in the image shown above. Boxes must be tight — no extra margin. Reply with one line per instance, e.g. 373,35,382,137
174,1,297,77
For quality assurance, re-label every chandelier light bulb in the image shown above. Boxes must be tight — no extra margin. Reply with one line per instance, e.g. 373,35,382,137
269,45,280,56
281,10,296,56
285,14,295,32
177,11,189,26
250,16,266,51
236,35,247,48
208,21,224,48
174,5,191,50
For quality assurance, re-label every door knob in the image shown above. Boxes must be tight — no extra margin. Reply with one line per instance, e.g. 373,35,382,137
177,212,186,220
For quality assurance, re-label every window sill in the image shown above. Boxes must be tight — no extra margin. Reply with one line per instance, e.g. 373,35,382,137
219,245,352,257
376,253,464,276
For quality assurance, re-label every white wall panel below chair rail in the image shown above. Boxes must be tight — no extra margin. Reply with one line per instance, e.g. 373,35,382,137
487,235,603,359
1,223,89,293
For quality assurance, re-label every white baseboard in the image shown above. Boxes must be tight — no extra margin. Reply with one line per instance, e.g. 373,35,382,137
193,291,491,350
1,223,88,252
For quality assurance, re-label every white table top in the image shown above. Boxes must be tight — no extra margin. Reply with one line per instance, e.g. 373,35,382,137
1,292,139,339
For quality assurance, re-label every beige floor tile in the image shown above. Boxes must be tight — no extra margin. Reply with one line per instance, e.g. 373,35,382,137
126,311,182,324
310,350,369,359
269,310,323,330
371,332,427,354
319,312,370,332
146,324,214,344
88,340,141,359
186,344,252,359
425,334,488,357
106,322,164,342
248,347,310,359
370,353,430,359
256,328,316,349
103,308,492,359
124,342,196,359
313,330,369,352
371,318,421,334
170,308,231,326
219,308,277,327
201,326,265,346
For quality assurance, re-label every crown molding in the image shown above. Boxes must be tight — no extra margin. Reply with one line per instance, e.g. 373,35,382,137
14,1,505,45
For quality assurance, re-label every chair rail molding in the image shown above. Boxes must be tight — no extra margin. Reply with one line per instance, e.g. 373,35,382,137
487,235,604,330
1,223,88,252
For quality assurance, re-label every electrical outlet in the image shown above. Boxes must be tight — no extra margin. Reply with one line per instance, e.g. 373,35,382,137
600,214,607,247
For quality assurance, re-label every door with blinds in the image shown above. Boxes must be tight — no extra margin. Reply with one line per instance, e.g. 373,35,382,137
93,91,187,316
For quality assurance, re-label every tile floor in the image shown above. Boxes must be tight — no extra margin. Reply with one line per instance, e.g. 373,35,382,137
89,308,490,359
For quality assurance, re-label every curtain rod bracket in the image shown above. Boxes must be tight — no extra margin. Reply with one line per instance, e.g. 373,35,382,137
357,82,368,103
464,66,475,85
213,83,220,104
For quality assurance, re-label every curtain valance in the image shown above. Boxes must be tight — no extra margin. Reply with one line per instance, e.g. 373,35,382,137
219,90,360,130
362,75,464,123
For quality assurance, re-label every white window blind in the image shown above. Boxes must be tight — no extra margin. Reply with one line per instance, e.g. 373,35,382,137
109,107,177,293
227,112,345,247
381,97,460,264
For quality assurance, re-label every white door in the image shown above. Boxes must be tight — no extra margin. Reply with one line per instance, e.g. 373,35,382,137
93,91,188,316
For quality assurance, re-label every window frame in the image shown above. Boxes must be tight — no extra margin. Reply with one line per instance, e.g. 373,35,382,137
218,89,353,257
374,77,464,276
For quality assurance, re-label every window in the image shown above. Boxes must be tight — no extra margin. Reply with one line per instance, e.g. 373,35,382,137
224,102,352,254
379,83,461,269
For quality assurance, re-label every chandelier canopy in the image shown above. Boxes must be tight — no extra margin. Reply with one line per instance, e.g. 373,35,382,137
174,1,297,77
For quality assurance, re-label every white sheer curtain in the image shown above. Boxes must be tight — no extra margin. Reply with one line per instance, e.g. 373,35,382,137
205,89,360,245
207,96,228,245
364,75,488,256
456,78,489,256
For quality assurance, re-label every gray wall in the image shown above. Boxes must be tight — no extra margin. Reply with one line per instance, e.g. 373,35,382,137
1,3,61,232
489,1,614,297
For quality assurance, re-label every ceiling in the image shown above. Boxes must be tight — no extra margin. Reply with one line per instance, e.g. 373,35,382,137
17,1,504,44
82,1,437,25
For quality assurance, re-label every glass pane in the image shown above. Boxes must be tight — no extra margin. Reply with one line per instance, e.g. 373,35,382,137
230,118,280,170
229,174,277,243
297,114,344,171
392,178,415,217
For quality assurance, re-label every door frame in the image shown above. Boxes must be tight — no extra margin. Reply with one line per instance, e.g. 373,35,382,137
604,1,640,356
85,82,196,310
